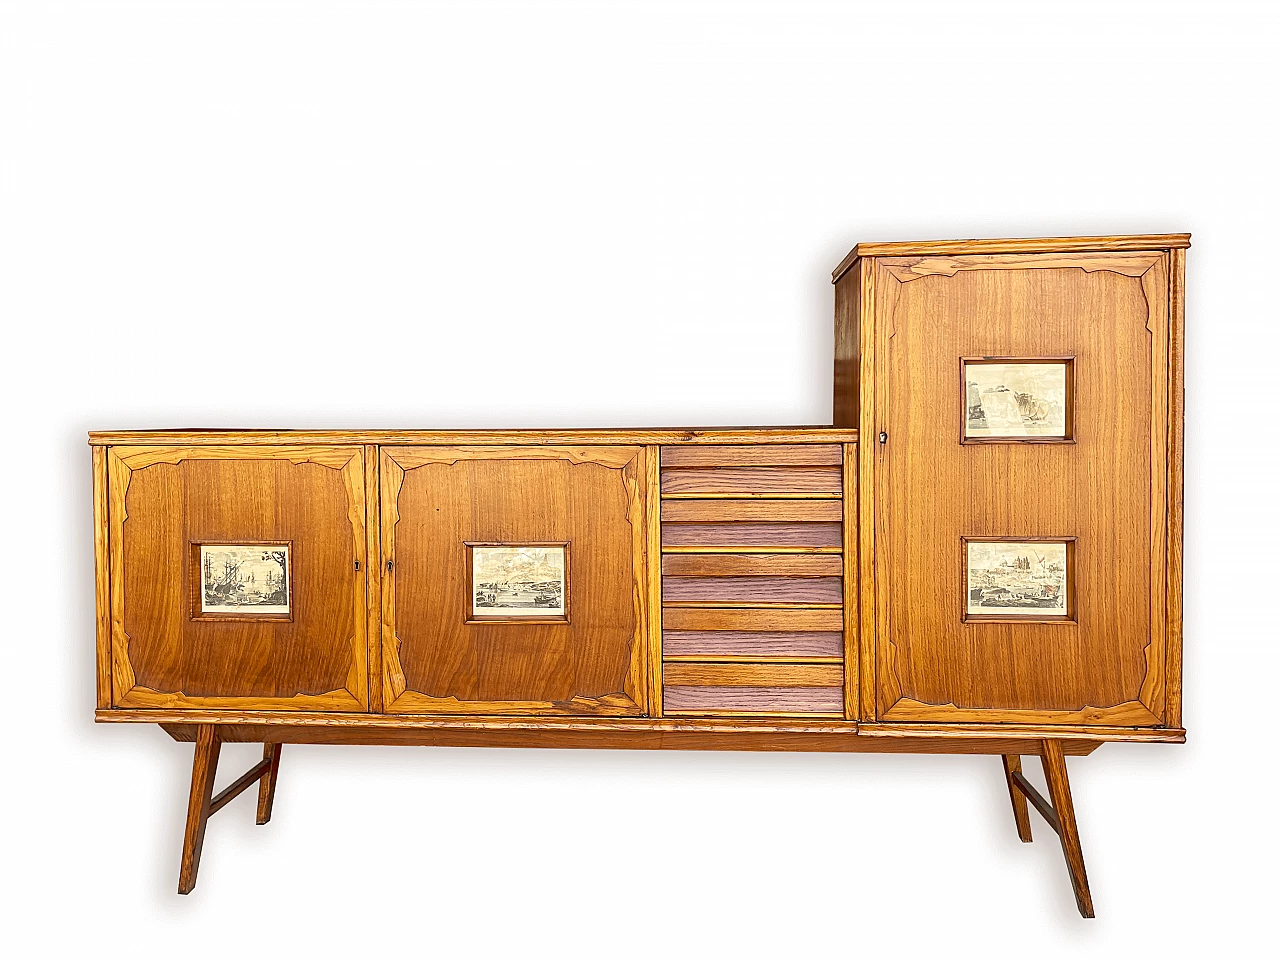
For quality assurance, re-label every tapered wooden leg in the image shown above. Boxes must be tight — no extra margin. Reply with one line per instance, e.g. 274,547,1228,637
178,725,221,895
255,743,282,825
1001,755,1034,843
1041,739,1094,918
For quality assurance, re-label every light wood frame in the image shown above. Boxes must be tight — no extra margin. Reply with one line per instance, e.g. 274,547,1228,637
188,540,295,623
961,536,1076,624
959,356,1076,444
106,445,370,712
463,541,571,624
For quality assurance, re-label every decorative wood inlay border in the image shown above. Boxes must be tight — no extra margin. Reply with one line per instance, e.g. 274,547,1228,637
106,445,370,712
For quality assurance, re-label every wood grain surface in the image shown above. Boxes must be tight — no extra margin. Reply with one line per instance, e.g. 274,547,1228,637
662,553,842,577
660,444,842,467
663,607,843,632
662,576,842,604
663,662,842,686
663,686,844,714
661,466,842,496
662,630,844,658
661,499,842,522
380,446,647,715
661,522,842,548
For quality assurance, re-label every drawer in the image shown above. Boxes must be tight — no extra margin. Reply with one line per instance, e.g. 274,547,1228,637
660,466,842,497
662,605,843,659
661,522,842,549
663,662,844,716
663,576,841,604
660,444,843,467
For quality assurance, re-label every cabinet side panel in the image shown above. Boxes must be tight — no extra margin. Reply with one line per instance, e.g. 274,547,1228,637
833,264,862,427
93,446,112,709
1166,247,1186,728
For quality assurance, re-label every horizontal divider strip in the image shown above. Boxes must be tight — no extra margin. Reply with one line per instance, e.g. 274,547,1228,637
662,522,842,548
662,546,842,554
663,575,842,604
662,655,844,664
661,492,842,500
661,466,843,496
662,499,842,523
664,607,844,632
664,662,843,686
663,553,843,577
663,629,845,658
663,602,843,609
660,444,843,467
663,686,845,714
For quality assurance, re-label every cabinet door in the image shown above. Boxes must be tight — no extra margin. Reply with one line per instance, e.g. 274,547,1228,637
380,446,651,715
107,446,371,711
867,251,1177,726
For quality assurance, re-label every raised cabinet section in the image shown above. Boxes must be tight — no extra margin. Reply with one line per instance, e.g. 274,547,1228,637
837,242,1185,727
106,446,370,711
658,444,853,717
379,446,651,715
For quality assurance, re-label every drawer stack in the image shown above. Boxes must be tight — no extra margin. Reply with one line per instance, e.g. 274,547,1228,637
659,444,847,717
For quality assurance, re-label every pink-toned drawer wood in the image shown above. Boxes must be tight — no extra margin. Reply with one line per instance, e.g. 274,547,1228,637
660,466,842,497
662,576,842,604
660,499,842,523
662,630,844,659
663,686,844,714
661,553,843,577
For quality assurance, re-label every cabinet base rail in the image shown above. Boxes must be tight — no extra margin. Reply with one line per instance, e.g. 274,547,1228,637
174,723,1096,915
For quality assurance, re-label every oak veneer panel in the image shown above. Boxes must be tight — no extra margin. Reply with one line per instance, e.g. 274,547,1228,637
663,663,842,686
871,252,1174,724
662,630,844,658
660,444,842,467
382,446,647,716
662,553,842,577
664,608,843,632
662,576,842,604
109,446,367,710
663,686,844,714
661,522,842,548
661,499,842,522
660,466,842,497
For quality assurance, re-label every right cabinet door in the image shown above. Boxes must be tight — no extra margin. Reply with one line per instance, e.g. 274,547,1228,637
870,250,1178,726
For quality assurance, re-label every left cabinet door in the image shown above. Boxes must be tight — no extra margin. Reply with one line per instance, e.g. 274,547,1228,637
105,446,371,711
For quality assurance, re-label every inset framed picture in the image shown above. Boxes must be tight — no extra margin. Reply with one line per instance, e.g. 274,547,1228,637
190,541,292,621
961,357,1074,442
465,542,569,623
963,537,1075,622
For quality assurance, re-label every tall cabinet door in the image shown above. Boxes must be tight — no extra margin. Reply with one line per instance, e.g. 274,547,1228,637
107,446,371,711
866,250,1180,726
379,446,651,716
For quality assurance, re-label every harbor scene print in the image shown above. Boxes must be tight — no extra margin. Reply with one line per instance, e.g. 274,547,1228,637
966,540,1068,618
471,544,566,618
964,360,1068,438
200,544,290,614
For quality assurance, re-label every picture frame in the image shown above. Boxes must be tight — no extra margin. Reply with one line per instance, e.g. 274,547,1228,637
960,356,1075,443
189,540,294,622
961,536,1076,623
464,542,570,624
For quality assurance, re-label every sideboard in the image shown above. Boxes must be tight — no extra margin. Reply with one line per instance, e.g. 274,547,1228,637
91,233,1188,915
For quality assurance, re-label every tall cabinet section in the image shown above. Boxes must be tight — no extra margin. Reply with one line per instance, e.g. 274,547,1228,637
834,236,1187,732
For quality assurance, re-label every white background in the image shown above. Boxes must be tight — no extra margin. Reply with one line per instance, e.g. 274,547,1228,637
2,1,1276,954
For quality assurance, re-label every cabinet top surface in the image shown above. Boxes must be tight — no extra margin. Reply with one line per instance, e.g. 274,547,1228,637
88,426,859,446
831,232,1192,282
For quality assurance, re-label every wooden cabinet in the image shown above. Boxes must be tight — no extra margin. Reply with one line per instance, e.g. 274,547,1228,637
834,238,1185,730
90,235,1188,914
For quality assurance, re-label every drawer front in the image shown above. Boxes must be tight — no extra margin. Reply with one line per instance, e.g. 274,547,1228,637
659,444,851,718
